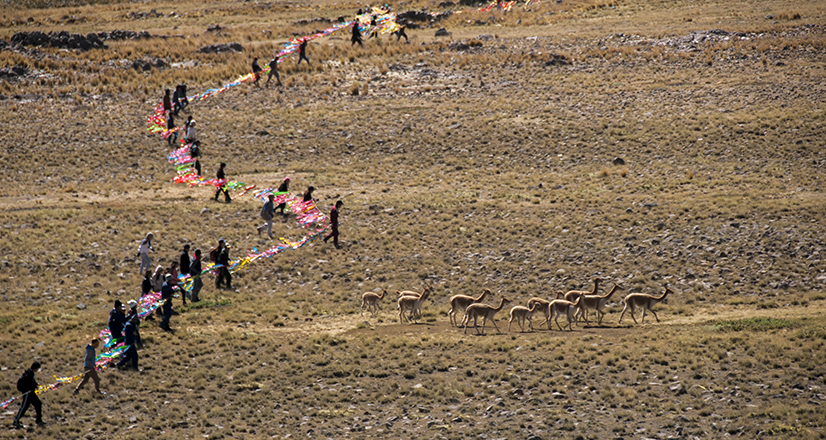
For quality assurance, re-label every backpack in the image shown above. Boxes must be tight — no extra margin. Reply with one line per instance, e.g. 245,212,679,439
209,247,219,263
16,371,30,392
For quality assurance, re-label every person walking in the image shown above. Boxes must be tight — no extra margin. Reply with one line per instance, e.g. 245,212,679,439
368,15,379,40
166,112,178,147
125,300,142,348
151,265,165,292
141,270,152,296
185,120,197,144
138,232,154,275
160,274,175,331
274,177,290,214
216,245,233,290
266,55,282,87
12,361,44,428
252,57,262,86
117,319,140,370
190,140,202,176
303,186,315,203
171,85,181,116
214,162,231,203
297,39,310,65
351,21,363,46
257,194,275,239
189,249,203,302
323,200,344,249
393,24,408,42
108,300,127,343
73,338,103,395
163,89,172,115
180,244,191,304
179,83,189,112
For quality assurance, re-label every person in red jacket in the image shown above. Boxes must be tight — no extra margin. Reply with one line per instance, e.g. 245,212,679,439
323,200,344,249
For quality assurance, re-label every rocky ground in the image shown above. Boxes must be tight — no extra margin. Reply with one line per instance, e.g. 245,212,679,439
0,0,825,438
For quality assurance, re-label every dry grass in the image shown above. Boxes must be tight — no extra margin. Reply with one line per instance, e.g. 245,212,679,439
0,0,825,437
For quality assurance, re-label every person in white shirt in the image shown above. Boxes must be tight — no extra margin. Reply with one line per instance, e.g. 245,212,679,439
185,120,197,144
138,232,154,274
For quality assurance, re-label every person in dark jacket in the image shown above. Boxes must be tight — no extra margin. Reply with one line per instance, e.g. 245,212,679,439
125,300,142,348
323,200,344,249
215,245,233,289
190,140,202,176
171,85,181,116
166,112,178,147
303,186,315,203
297,39,310,65
73,339,102,395
189,249,203,302
163,89,172,115
108,300,127,342
266,56,282,87
275,177,290,214
141,270,152,296
13,361,44,428
160,274,175,331
252,57,262,86
351,21,363,46
116,320,140,370
180,244,191,304
214,162,231,203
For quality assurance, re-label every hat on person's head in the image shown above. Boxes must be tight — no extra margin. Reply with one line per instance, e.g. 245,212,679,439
114,299,122,308
190,120,196,126
284,177,290,181
165,274,172,280
268,194,275,199
127,300,138,309
219,238,225,243
184,244,190,250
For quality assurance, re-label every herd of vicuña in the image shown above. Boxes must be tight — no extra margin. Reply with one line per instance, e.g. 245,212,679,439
356,279,673,333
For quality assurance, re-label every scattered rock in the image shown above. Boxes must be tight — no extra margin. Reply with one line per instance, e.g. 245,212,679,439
126,9,162,20
200,207,211,215
293,17,333,26
256,130,270,136
11,30,107,51
0,66,28,79
206,24,222,33
613,157,625,165
477,34,494,41
132,56,168,71
197,42,244,54
76,303,86,310
435,28,451,37
545,53,571,66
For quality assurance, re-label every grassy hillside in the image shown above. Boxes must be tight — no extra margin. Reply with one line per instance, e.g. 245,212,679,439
0,0,825,437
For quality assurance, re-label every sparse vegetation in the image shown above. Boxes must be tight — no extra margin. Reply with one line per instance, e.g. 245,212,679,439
0,0,825,437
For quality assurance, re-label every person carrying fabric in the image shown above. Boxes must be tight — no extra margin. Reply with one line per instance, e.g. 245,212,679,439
160,274,175,331
257,194,275,239
214,162,231,203
108,300,127,342
189,249,203,302
297,39,310,65
117,320,140,370
274,177,290,214
351,21,363,46
73,338,103,395
216,245,233,290
266,55,282,87
252,57,262,85
12,361,44,428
